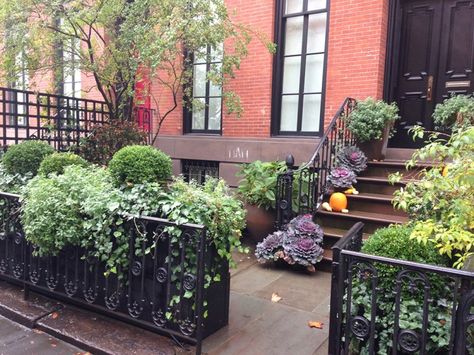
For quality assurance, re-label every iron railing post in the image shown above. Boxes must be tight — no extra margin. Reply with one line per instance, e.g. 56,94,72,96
276,154,295,229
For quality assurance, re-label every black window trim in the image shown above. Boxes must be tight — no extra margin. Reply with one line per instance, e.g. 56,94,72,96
271,0,331,137
183,46,223,135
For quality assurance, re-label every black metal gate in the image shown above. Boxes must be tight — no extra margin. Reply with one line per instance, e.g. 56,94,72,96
329,222,474,354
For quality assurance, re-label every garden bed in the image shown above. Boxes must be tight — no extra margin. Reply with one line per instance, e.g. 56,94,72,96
0,191,229,353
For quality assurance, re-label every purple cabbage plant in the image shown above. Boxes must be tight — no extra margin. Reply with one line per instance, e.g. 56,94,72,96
336,146,368,173
255,214,324,271
328,166,357,189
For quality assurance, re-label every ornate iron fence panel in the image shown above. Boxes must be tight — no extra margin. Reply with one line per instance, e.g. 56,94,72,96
276,97,356,228
329,222,474,355
0,192,229,355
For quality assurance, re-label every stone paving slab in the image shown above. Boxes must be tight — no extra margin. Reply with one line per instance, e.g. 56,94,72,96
202,292,329,355
0,315,82,355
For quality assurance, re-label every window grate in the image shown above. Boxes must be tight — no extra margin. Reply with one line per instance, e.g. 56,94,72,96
182,160,219,184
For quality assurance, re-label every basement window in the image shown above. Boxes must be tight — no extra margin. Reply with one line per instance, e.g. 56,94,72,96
182,160,219,184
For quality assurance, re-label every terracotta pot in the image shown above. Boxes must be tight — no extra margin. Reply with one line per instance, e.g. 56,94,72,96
358,123,392,161
244,204,276,243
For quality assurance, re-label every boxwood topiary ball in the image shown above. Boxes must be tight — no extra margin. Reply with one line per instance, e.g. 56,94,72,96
2,140,55,176
108,145,172,185
38,152,89,176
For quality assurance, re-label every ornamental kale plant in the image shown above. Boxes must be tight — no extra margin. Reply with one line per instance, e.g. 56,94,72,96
336,146,367,173
255,214,324,271
328,166,357,189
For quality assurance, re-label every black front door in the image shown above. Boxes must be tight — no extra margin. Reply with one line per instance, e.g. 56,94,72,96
388,0,474,148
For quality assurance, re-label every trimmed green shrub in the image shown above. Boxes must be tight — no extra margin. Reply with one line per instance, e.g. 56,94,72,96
38,152,89,176
362,224,448,266
78,121,147,165
108,145,172,185
2,140,54,176
349,225,452,354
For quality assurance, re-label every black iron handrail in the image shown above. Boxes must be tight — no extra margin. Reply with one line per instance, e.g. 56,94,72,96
328,222,474,355
275,97,356,227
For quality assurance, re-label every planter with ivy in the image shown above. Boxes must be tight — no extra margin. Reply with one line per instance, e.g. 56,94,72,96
346,98,399,160
237,160,286,243
0,142,247,349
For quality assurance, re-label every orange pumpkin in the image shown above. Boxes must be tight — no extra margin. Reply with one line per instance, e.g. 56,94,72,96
329,192,348,212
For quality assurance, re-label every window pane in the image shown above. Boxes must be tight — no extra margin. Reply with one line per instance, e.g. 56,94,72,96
208,98,221,130
194,48,207,64
193,64,207,97
308,0,326,11
210,44,223,62
282,56,301,94
192,98,205,130
209,63,222,97
285,0,303,14
304,54,324,93
307,13,327,53
284,17,304,55
280,95,299,131
302,94,321,132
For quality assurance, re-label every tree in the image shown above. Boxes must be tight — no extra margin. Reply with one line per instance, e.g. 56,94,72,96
0,0,273,142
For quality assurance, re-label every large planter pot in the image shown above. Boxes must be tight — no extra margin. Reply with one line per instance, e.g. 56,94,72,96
358,123,392,161
244,204,276,243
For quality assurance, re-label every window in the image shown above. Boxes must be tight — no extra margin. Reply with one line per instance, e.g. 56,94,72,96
182,160,219,184
273,0,329,136
185,46,223,133
8,53,28,126
62,37,82,98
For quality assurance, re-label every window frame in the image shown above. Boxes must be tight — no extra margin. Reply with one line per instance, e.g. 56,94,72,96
271,0,331,137
181,159,220,184
183,46,223,135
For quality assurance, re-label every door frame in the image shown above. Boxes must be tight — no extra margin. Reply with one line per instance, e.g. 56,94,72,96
383,0,405,103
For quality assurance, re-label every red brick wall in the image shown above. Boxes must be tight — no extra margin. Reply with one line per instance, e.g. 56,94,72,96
156,0,390,138
325,0,390,124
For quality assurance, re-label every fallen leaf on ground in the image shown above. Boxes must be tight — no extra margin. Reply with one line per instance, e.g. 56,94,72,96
33,329,44,334
308,321,324,329
271,293,282,303
51,312,59,319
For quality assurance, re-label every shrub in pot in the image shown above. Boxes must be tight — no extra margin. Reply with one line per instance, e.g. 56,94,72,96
2,140,54,176
347,98,399,160
237,160,286,243
433,94,474,131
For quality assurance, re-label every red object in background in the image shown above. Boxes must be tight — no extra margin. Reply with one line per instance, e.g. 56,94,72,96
134,68,152,133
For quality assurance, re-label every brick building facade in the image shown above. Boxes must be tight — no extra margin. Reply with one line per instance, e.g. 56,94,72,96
153,0,391,186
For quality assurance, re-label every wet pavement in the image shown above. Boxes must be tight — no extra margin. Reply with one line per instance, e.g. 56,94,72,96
0,315,83,355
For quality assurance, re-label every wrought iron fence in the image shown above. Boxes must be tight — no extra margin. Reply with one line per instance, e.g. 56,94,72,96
275,98,356,227
329,222,474,354
0,192,229,354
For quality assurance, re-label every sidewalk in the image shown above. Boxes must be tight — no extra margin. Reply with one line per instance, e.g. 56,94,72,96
202,248,331,355
0,315,83,355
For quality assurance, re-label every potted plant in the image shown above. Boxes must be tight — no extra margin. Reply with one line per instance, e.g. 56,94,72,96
255,214,324,272
237,160,286,243
433,94,474,131
347,98,399,160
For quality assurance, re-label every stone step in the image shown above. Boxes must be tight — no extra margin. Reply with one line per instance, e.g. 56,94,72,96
316,209,408,235
355,176,407,195
360,160,432,179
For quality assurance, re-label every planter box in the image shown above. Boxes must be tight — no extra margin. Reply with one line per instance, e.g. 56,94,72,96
0,192,229,352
